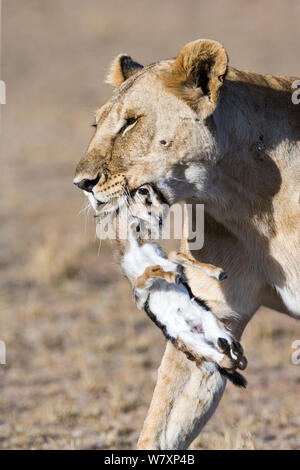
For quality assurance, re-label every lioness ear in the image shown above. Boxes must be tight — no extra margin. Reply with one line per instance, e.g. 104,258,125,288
168,39,228,117
106,54,144,87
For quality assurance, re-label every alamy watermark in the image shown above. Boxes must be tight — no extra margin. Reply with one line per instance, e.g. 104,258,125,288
0,340,6,364
292,80,300,105
0,79,5,104
96,203,205,250
0,0,5,105
291,340,300,365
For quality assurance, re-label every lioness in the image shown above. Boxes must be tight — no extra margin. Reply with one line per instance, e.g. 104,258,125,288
74,39,300,449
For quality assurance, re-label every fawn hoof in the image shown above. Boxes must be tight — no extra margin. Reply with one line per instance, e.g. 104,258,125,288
231,340,244,356
238,356,248,371
218,271,228,281
217,337,247,371
218,337,229,352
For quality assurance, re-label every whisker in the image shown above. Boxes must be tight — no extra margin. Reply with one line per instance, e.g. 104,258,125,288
77,201,90,216
84,205,91,233
97,238,102,256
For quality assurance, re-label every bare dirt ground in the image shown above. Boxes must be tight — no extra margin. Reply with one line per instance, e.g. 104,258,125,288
1,0,300,449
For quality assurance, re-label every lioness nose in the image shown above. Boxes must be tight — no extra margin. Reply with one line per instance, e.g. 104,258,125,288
74,174,100,193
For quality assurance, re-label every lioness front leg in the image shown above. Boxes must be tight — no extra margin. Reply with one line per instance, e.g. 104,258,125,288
137,341,227,450
137,309,251,450
137,217,261,450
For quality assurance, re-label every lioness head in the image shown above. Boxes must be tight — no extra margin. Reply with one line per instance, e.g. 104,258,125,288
74,39,228,212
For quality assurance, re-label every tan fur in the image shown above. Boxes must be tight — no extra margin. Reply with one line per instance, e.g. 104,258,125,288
106,54,143,87
106,54,128,87
169,251,225,279
164,39,228,117
74,39,300,449
135,265,177,289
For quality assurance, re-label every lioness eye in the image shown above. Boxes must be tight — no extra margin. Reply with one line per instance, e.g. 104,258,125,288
120,117,137,134
126,117,136,126
91,124,97,128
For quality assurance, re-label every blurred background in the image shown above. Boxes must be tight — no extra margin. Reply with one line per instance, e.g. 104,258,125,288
1,0,300,450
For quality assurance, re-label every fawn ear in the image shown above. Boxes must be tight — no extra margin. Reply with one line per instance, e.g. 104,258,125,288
106,54,144,87
166,39,228,117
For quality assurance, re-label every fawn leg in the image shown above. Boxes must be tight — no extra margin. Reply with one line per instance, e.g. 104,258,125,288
135,265,180,289
169,251,227,281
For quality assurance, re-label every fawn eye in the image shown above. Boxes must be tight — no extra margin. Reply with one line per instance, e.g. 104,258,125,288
91,123,97,128
138,187,149,196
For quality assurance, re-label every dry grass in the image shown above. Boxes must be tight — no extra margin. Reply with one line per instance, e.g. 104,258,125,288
1,0,300,450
